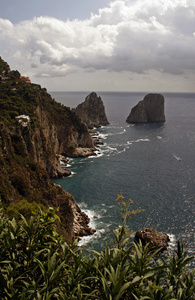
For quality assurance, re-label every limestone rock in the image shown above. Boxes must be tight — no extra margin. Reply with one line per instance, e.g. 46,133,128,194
126,93,165,123
18,106,96,178
74,92,109,129
69,147,95,158
134,228,170,251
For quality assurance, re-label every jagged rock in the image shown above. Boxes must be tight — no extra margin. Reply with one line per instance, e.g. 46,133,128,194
68,147,95,158
74,92,109,129
51,166,71,179
126,93,165,123
134,228,170,251
18,106,95,178
53,186,96,240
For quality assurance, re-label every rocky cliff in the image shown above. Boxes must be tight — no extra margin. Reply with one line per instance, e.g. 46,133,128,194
0,56,95,241
126,93,165,123
74,92,109,129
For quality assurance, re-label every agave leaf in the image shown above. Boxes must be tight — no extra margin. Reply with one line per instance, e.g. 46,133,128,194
142,271,155,280
34,257,46,279
132,275,141,284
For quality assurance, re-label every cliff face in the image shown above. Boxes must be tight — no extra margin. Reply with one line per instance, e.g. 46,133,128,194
0,56,95,241
126,93,165,123
33,106,94,177
74,92,109,129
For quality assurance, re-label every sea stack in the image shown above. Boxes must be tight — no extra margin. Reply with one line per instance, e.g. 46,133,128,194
74,92,109,129
126,93,165,123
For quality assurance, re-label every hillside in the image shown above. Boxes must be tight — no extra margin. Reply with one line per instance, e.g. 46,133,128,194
0,56,95,241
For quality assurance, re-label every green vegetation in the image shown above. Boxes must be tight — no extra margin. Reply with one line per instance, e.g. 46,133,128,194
0,205,194,299
0,56,85,137
6,199,46,220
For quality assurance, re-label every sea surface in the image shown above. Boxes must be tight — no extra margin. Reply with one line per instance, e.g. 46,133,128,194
50,91,195,266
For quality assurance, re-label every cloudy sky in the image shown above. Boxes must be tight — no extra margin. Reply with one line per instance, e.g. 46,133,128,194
0,0,195,92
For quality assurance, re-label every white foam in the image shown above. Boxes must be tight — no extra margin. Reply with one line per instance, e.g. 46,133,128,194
89,150,103,158
117,147,127,154
77,203,109,247
167,233,177,251
116,129,126,135
79,204,104,228
127,138,150,145
157,136,162,139
98,133,109,140
78,228,107,247
135,138,150,142
65,163,72,168
79,202,88,209
68,171,77,177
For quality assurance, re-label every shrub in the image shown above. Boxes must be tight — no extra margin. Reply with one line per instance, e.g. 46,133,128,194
6,199,45,220
0,205,194,299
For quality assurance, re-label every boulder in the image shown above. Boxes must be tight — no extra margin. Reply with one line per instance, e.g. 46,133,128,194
69,147,95,158
134,228,170,251
74,92,109,129
126,93,165,123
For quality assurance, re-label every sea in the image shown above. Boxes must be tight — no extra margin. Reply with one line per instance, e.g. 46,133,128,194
50,91,195,266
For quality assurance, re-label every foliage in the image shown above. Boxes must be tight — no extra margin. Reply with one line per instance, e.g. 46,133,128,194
114,194,145,245
116,194,145,222
6,199,46,220
0,56,85,134
0,206,194,299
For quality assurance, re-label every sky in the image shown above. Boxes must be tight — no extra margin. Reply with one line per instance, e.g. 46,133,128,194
0,0,195,92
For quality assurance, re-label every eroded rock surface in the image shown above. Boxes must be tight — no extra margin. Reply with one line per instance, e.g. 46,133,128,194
75,92,109,129
126,93,165,123
134,228,170,251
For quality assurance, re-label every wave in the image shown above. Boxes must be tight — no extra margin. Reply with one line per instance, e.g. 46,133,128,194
127,138,150,144
98,133,110,140
65,163,72,168
116,128,126,135
77,203,111,247
167,233,177,251
78,228,107,247
89,150,103,158
135,138,150,142
68,171,77,177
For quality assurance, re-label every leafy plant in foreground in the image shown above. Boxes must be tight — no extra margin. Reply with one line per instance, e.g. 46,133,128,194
0,203,194,299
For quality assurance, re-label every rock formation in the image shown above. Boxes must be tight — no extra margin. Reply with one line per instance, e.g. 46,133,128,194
134,228,170,251
74,92,109,129
126,93,165,123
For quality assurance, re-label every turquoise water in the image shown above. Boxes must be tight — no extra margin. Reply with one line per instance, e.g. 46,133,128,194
51,91,195,265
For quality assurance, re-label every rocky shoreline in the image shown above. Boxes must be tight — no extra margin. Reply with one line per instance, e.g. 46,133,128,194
0,56,169,245
56,129,103,239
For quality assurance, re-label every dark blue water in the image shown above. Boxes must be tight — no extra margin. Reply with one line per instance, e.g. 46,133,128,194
51,91,195,265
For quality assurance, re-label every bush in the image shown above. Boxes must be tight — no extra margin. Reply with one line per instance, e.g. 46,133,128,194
0,206,194,299
6,199,45,220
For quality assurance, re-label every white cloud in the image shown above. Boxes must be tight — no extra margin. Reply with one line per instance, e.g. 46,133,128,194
0,0,194,91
